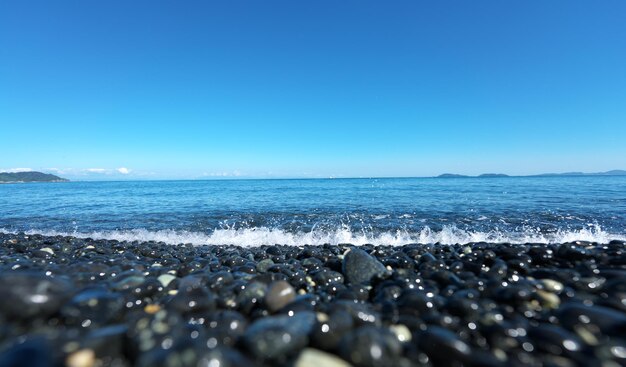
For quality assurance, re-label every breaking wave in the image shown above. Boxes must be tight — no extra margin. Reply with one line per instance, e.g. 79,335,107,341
2,224,625,247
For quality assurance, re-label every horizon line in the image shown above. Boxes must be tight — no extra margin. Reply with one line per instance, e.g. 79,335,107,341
3,169,626,182
38,172,626,183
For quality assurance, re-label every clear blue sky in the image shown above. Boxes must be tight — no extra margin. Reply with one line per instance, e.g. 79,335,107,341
1,1,625,179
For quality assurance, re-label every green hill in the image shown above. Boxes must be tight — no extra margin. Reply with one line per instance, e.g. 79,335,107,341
0,171,69,183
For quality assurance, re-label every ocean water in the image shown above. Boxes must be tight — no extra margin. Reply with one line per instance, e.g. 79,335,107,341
1,176,625,246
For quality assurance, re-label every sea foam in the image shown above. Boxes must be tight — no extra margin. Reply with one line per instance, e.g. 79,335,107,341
2,224,625,247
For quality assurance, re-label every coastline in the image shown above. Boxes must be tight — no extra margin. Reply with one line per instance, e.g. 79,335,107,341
0,180,69,184
1,233,625,366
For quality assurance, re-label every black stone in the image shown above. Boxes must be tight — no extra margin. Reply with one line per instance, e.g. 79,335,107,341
60,287,125,327
311,309,354,351
0,338,54,367
342,248,390,285
338,326,402,367
416,326,472,365
242,312,315,361
0,272,74,320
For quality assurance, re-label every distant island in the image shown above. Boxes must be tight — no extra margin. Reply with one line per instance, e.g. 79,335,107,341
532,169,626,177
478,173,509,178
437,173,469,178
0,171,69,183
437,170,626,178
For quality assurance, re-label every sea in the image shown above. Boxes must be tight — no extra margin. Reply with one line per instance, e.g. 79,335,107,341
1,176,625,246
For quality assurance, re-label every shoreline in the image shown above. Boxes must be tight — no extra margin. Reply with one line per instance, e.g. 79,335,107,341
3,226,624,248
0,180,69,184
1,233,625,366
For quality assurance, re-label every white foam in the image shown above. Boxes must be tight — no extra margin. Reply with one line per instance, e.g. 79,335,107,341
2,224,625,247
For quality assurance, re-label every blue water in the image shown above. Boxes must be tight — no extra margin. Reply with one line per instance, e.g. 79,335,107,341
1,177,625,246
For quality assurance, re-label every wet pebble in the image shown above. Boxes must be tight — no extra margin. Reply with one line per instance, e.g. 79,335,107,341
311,310,354,350
338,326,402,367
167,286,216,316
243,312,316,361
265,280,296,312
295,348,352,367
60,287,125,327
1,233,625,367
0,271,74,320
0,338,54,367
342,248,389,285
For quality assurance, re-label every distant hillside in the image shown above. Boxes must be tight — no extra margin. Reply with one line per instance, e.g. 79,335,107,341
599,170,626,176
533,170,626,177
437,170,626,178
478,173,509,178
0,171,69,183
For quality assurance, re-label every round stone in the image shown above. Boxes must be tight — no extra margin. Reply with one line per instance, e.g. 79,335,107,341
295,348,351,367
265,280,296,312
342,248,389,285
0,272,74,320
243,312,316,361
338,326,402,367
66,349,95,367
157,274,177,287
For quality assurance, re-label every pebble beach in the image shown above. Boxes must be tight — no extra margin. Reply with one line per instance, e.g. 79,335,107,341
1,233,625,367
4,1,626,366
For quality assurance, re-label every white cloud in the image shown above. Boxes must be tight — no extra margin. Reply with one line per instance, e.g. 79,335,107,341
0,167,139,178
44,168,134,176
203,170,243,177
44,167,67,175
1,168,33,173
45,168,70,175
86,168,108,173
